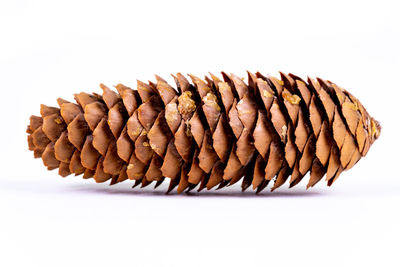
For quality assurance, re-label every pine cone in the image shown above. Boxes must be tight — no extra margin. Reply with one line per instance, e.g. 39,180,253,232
26,72,381,193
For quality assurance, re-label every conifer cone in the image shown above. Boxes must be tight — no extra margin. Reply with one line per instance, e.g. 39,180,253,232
26,72,381,193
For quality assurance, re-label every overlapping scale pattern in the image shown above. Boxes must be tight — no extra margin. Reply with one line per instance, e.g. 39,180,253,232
26,72,381,193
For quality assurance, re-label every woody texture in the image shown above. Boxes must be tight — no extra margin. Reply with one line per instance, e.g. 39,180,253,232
26,72,381,193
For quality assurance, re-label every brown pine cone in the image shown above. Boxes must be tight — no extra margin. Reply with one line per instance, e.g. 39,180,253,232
26,72,381,193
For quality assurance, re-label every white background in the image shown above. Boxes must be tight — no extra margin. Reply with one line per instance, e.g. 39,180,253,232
1,0,399,266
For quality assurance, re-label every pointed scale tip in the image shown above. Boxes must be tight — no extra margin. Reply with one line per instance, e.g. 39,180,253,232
154,179,163,189
154,74,166,83
132,180,141,188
